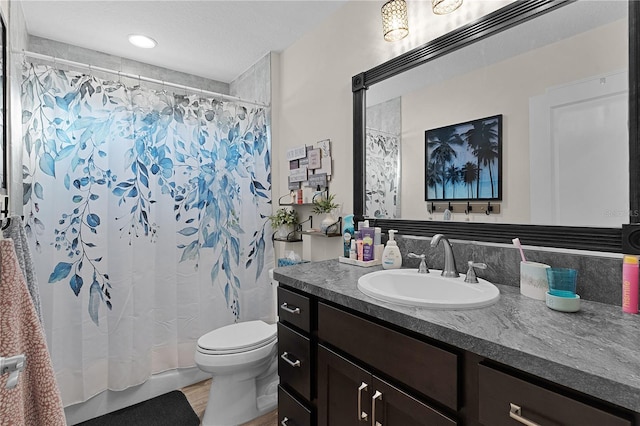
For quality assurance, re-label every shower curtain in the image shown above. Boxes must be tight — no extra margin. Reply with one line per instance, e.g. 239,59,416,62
21,63,274,405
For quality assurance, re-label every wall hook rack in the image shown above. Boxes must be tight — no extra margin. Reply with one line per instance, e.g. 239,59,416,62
423,201,501,216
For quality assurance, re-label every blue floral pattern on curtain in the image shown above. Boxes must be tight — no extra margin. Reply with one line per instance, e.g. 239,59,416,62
22,64,272,326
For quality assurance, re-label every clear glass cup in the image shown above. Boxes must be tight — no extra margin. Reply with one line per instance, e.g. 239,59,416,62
546,268,578,297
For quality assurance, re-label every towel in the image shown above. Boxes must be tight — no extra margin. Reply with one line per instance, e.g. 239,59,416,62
2,216,42,324
0,239,66,425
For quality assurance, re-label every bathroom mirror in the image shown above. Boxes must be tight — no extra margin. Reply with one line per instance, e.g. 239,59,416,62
353,0,636,252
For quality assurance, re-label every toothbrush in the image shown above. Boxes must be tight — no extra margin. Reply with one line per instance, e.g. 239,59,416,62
512,238,527,262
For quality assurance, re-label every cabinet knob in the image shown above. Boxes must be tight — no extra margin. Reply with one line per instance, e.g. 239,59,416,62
357,381,368,422
280,416,289,426
509,403,541,426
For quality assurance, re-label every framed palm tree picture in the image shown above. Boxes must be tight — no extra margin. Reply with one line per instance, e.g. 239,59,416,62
425,114,502,201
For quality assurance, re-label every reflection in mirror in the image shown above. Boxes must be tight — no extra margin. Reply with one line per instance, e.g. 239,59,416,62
366,97,401,218
365,0,628,227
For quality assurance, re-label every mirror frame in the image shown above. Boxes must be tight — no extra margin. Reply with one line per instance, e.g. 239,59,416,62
353,0,638,253
1,11,6,191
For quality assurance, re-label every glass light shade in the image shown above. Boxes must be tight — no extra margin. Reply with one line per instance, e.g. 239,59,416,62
432,0,463,15
381,0,409,42
128,34,157,49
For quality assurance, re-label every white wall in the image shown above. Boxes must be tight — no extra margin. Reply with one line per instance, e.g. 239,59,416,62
275,0,513,217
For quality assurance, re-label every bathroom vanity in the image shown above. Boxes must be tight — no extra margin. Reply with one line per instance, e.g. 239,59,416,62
274,259,640,426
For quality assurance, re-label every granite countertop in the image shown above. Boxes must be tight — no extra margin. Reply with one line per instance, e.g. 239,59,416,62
273,259,640,413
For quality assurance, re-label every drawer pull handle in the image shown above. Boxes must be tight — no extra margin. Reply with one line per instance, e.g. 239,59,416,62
371,390,383,426
509,403,541,426
357,382,369,422
280,352,301,368
281,416,289,426
281,302,301,314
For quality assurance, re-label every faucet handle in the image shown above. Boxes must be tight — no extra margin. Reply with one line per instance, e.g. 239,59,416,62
408,253,429,274
465,261,487,283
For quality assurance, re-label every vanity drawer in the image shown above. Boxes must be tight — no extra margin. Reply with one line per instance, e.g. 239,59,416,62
317,302,458,410
478,364,631,426
279,385,312,426
278,322,312,401
278,287,312,333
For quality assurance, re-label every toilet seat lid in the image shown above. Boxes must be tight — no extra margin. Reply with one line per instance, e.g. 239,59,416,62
197,320,276,353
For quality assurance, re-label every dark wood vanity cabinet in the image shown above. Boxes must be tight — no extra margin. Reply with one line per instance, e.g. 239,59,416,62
277,284,636,426
277,287,314,426
317,344,456,426
478,364,632,426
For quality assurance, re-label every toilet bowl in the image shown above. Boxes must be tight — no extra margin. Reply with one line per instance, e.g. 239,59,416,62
194,271,279,426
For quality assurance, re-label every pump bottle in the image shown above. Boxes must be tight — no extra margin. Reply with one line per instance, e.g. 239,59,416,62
381,229,402,269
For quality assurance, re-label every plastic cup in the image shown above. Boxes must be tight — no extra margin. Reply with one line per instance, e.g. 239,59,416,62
520,261,550,300
546,268,578,297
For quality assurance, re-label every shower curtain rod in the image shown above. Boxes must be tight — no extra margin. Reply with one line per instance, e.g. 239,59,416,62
19,50,270,108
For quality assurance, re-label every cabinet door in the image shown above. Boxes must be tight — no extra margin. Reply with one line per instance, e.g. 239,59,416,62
318,345,372,426
318,345,457,426
371,377,457,426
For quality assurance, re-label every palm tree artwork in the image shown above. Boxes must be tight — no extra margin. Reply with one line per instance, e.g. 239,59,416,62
427,127,464,198
425,115,502,201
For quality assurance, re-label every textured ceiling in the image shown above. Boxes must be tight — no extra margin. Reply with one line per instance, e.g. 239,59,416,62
19,0,348,83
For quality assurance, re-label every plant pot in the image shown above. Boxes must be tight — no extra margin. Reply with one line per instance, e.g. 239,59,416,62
321,213,338,234
277,224,295,240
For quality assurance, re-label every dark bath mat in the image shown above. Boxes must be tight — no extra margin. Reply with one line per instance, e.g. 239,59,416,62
76,390,200,426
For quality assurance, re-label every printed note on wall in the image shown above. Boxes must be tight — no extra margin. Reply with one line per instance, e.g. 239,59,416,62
286,145,307,161
289,166,308,182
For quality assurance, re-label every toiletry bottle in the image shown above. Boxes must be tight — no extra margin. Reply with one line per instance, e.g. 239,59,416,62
382,230,402,269
356,239,364,261
312,185,324,203
374,227,383,260
342,214,355,258
361,226,375,261
349,240,357,259
622,255,639,314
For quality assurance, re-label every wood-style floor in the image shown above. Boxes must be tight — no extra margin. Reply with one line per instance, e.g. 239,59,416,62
181,379,277,426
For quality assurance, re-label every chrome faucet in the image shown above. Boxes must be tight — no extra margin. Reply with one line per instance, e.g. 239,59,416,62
430,234,459,278
407,253,429,274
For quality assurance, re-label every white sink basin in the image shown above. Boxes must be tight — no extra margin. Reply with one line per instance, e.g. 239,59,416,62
357,269,500,309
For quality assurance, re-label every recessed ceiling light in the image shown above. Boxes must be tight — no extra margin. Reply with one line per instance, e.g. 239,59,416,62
128,34,157,49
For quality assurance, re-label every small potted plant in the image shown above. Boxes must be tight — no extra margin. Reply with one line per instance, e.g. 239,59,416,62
269,208,299,240
312,193,340,234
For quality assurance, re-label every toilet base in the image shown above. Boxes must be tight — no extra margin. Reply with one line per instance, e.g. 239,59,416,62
201,363,278,426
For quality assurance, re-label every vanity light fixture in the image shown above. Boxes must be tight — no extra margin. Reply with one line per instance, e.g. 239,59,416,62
128,34,157,49
381,0,409,42
432,0,463,15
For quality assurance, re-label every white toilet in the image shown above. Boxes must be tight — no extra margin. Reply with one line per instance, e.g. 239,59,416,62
194,271,279,426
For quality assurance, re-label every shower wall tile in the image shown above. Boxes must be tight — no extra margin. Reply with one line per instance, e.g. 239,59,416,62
229,53,271,105
397,235,623,306
27,36,230,95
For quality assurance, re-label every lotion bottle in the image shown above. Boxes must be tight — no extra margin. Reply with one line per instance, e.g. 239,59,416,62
622,255,639,314
382,229,402,270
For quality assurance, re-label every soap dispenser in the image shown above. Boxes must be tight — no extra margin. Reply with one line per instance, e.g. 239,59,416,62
382,229,402,270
